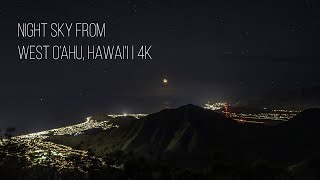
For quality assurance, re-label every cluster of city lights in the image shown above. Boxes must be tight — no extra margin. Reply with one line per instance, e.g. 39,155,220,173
108,113,148,119
229,112,296,122
204,102,227,110
272,109,301,113
1,114,147,172
205,102,300,124
51,117,118,136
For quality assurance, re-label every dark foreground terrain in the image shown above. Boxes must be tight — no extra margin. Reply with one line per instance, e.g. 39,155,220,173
1,105,320,180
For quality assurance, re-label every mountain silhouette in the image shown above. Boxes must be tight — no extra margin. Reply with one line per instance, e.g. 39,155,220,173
47,105,320,169
268,108,320,165
124,104,241,164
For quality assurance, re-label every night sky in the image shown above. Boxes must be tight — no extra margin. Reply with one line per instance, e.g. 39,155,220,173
1,0,320,134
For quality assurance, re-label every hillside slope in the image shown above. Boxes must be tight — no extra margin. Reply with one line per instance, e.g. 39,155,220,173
47,105,320,169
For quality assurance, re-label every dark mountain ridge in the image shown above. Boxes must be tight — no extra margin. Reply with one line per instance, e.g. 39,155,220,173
48,105,320,169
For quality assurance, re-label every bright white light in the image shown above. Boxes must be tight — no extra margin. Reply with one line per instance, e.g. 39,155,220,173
163,79,168,84
204,102,227,110
86,117,91,122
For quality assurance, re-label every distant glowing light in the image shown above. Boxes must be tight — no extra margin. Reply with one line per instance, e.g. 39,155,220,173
163,79,168,84
204,102,227,110
123,113,127,116
86,117,91,122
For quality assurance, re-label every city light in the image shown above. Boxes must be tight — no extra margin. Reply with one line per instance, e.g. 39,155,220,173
204,102,300,124
163,79,168,84
1,113,148,172
204,102,227,110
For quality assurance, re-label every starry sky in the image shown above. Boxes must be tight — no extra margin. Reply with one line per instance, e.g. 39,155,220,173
1,0,320,133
